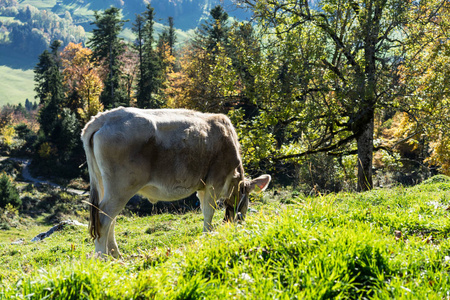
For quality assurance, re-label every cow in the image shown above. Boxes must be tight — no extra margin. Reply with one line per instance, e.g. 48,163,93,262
81,107,271,257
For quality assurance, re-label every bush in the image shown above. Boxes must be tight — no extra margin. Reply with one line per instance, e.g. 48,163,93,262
0,173,21,209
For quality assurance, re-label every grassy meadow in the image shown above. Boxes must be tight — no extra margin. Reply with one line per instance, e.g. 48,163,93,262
0,175,450,299
0,66,35,107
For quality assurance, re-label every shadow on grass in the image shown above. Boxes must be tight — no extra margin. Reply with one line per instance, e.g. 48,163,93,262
125,194,201,217
0,46,37,70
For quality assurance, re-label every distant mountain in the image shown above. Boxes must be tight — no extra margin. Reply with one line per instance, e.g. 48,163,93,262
148,0,252,30
52,0,252,31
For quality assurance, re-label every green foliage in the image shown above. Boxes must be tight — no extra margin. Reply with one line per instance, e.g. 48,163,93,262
219,0,450,190
1,178,450,298
88,6,128,108
34,46,61,105
0,2,86,57
33,41,84,178
0,125,15,146
229,108,276,172
133,4,164,109
415,175,450,192
295,153,358,193
13,123,28,139
51,108,81,157
195,5,230,54
0,173,20,209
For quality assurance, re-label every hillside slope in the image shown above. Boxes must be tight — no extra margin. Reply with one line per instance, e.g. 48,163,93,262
1,176,450,298
0,66,34,106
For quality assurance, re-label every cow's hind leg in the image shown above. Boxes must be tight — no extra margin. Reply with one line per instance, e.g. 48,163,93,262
197,186,218,232
94,188,137,258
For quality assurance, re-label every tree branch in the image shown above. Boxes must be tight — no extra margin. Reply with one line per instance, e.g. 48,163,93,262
272,132,357,161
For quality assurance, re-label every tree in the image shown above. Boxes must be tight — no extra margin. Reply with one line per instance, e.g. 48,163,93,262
34,40,61,104
167,16,176,56
0,173,20,209
169,6,238,113
157,16,177,59
132,13,146,105
397,7,450,175
34,41,83,176
89,7,127,108
132,4,163,108
60,42,104,123
35,40,65,139
238,0,450,190
226,22,262,116
25,99,33,111
195,5,230,55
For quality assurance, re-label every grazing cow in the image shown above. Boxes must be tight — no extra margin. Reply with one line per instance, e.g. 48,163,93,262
81,107,271,257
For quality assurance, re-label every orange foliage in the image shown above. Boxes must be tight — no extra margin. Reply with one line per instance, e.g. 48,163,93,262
61,42,104,122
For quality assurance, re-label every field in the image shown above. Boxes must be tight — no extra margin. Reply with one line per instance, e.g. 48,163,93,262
0,66,35,107
1,175,450,299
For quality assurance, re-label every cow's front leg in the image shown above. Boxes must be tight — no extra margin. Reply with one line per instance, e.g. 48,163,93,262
197,189,216,232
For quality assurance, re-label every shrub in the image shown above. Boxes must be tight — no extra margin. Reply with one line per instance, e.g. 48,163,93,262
0,173,21,209
0,125,16,146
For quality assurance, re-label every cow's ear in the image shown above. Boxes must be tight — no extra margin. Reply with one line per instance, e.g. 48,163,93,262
248,175,271,193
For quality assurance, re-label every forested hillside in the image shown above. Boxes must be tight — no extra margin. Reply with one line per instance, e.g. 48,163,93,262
0,0,249,66
0,0,249,105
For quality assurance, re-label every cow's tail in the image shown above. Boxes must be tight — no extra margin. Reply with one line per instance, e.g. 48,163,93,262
81,121,102,240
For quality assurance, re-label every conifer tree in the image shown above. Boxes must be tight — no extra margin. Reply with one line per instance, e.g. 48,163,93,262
34,40,82,173
89,7,127,108
133,4,163,108
35,40,64,139
167,17,176,56
34,40,62,105
157,17,177,63
195,5,230,55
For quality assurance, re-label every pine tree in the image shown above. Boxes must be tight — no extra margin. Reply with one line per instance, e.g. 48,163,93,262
195,5,230,55
133,4,163,108
34,40,82,173
35,40,65,139
132,13,146,107
34,42,59,105
25,99,32,111
168,17,176,56
89,7,127,108
157,17,177,62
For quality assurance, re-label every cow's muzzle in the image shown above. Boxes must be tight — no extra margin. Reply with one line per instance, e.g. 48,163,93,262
234,193,248,222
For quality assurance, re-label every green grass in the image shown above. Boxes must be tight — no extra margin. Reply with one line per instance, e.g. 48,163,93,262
21,0,57,10
0,66,35,106
1,176,450,299
0,16,16,23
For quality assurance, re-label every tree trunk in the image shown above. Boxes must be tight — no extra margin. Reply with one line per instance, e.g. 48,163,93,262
356,116,374,191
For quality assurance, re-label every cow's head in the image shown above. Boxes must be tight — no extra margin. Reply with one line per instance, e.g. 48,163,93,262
224,174,271,223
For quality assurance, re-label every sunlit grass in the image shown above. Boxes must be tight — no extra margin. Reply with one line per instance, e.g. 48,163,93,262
0,66,35,106
1,176,450,299
21,0,57,10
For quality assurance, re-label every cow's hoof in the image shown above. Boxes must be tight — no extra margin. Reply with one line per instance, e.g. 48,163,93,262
235,212,243,223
